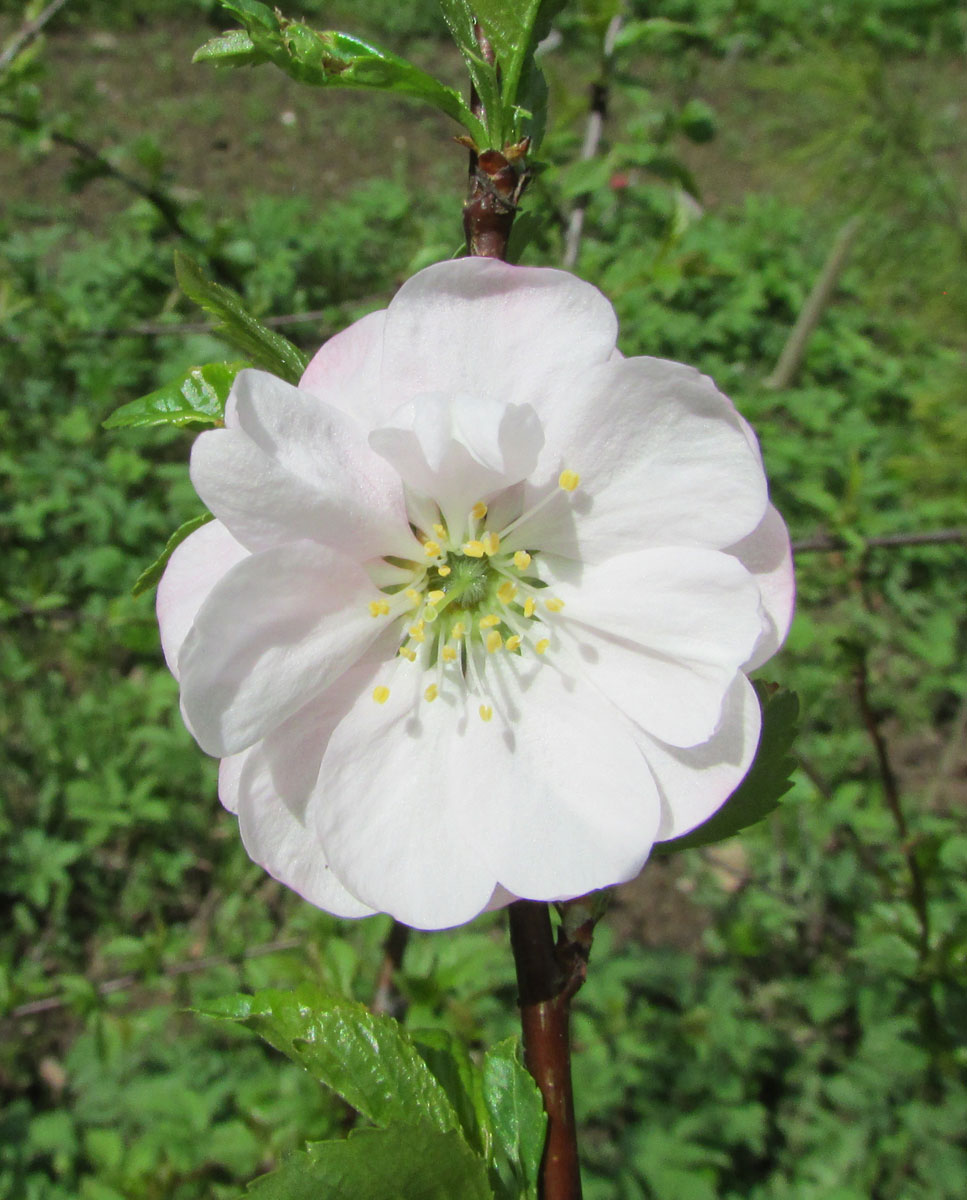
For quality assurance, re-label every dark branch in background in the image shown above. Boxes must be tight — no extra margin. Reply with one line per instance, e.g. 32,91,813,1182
0,0,72,74
791,527,967,553
0,110,242,289
6,938,302,1021
370,920,410,1019
562,14,623,270
764,214,863,390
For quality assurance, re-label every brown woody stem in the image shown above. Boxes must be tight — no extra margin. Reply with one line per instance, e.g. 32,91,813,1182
508,900,593,1200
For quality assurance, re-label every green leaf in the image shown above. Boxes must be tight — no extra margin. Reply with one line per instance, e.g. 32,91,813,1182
412,1028,493,1160
132,513,213,598
102,361,244,430
174,253,307,384
247,1124,493,1199
198,5,485,143
655,683,799,856
482,1038,546,1200
201,987,462,1134
472,0,565,134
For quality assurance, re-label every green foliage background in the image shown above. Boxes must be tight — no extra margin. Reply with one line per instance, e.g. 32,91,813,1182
1,1,965,1197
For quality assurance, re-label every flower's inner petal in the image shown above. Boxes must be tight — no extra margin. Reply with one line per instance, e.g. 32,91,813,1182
515,357,769,562
540,547,763,747
193,369,417,559
178,540,388,758
312,667,497,930
369,391,543,533
475,651,662,901
634,673,762,841
380,257,618,410
298,308,390,426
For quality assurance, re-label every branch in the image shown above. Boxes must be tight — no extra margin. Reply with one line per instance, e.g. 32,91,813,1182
791,527,967,553
0,0,72,75
562,14,623,270
370,919,410,1019
509,901,591,1200
764,214,863,390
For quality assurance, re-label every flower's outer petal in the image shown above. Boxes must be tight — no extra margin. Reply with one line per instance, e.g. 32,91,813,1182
238,745,377,918
192,370,417,558
635,674,762,841
179,540,388,758
727,504,795,670
479,652,662,901
541,547,763,747
513,357,768,561
370,391,544,532
312,669,497,930
298,309,389,425
217,750,248,815
156,519,248,680
379,258,618,408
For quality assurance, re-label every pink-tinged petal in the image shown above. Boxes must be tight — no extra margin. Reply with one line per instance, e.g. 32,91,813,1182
380,258,618,408
727,504,795,670
510,357,768,561
179,540,388,758
478,652,662,901
217,750,248,815
635,674,762,841
298,308,389,425
312,668,497,929
369,391,544,534
238,769,377,918
541,547,763,747
192,370,418,558
156,519,248,680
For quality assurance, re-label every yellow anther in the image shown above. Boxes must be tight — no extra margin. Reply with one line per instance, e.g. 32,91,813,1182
424,683,439,702
408,621,426,643
405,587,421,604
451,621,466,639
481,531,500,556
423,606,439,623
497,580,517,604
479,613,500,629
486,630,503,654
558,469,580,492
438,565,451,577
427,590,446,605
513,550,531,570
535,638,550,655
523,597,536,618
423,540,441,557
545,597,565,613
505,635,522,652
369,599,390,617
462,540,485,558
442,645,458,662
372,686,390,704
432,523,447,538
398,646,416,662
479,704,493,723
470,501,488,521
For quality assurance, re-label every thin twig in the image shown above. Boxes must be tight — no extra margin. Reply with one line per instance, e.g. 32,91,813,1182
562,14,623,269
6,938,302,1020
0,0,72,75
791,527,967,553
764,215,863,389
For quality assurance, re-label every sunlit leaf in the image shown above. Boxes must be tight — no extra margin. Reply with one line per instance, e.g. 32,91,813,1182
132,513,214,598
102,362,244,430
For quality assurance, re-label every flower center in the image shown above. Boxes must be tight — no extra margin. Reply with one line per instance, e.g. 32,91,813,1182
367,472,580,722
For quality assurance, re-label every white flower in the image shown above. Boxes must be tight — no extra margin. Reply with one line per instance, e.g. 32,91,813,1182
157,258,794,930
